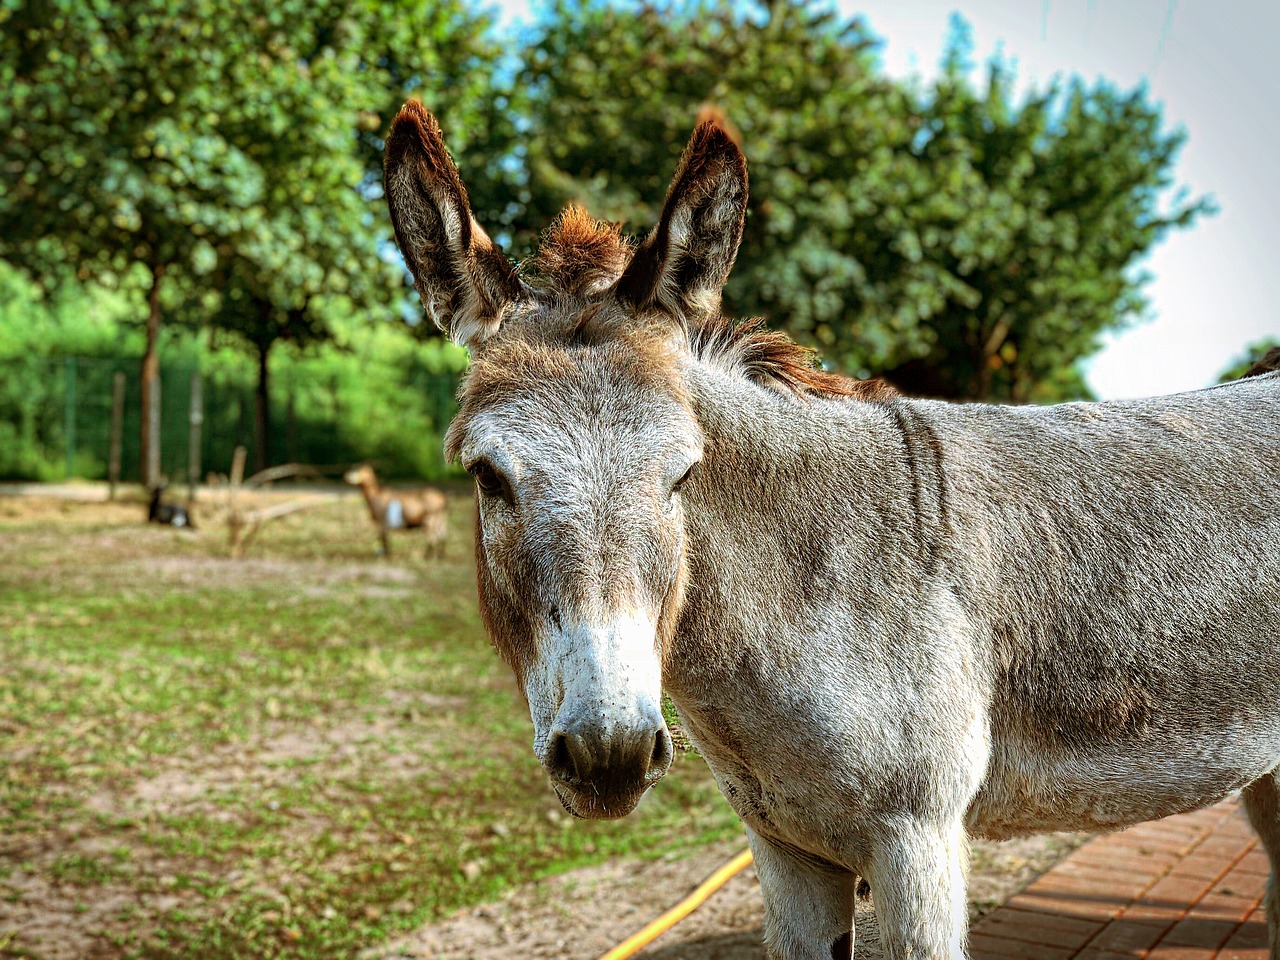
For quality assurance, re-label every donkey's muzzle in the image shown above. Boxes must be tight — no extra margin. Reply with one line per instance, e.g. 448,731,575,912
544,716,673,819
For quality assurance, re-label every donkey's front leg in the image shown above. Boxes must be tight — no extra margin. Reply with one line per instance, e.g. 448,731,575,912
865,818,969,960
747,826,858,960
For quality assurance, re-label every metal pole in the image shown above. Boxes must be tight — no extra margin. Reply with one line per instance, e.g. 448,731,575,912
147,372,161,488
109,371,125,500
188,369,203,502
64,357,77,480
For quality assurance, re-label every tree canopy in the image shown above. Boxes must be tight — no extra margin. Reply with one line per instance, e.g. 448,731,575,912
517,3,1210,401
0,0,1217,481
0,0,501,471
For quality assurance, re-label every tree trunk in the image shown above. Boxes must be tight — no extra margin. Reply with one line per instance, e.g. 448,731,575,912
975,314,1013,400
139,261,165,487
254,335,272,474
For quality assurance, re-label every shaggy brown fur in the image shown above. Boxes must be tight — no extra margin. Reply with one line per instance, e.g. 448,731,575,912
385,100,893,422
690,316,897,401
525,205,632,297
694,103,742,147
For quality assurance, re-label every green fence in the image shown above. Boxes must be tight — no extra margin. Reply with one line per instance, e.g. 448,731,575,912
0,355,461,483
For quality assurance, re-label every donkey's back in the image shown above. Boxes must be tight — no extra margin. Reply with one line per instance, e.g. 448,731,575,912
926,373,1280,839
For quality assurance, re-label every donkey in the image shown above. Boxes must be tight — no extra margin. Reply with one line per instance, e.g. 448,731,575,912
383,99,1280,959
344,463,447,558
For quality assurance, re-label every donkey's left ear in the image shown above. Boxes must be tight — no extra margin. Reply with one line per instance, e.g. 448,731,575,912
384,101,524,349
614,119,748,321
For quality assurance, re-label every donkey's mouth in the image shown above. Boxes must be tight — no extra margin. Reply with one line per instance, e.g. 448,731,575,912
550,778,655,820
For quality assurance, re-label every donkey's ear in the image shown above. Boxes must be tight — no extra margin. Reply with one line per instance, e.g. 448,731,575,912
614,119,748,320
384,101,523,348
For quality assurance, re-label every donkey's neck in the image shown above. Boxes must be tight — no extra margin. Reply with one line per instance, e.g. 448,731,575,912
667,365,933,699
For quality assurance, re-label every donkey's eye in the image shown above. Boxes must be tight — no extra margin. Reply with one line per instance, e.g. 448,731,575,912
470,461,508,501
671,463,698,496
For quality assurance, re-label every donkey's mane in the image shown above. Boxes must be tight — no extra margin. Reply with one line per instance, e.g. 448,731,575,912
518,206,895,403
687,315,897,401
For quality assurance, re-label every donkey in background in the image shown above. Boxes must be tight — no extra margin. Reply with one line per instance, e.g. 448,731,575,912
383,100,1280,959
344,463,447,558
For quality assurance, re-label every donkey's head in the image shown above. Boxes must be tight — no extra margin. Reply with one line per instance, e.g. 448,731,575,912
384,101,748,819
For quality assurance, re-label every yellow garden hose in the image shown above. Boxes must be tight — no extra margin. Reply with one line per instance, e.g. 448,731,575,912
595,848,754,960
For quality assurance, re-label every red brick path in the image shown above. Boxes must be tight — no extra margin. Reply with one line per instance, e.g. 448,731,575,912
970,798,1272,960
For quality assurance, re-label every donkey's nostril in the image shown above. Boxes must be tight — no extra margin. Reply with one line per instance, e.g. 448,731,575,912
547,729,597,785
649,727,673,777
548,730,578,782
545,720,670,794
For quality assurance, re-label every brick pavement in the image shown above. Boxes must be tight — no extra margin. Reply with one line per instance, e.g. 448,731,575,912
970,798,1271,960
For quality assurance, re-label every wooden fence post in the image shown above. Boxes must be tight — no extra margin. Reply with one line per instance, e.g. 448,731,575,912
188,369,203,502
63,356,77,480
228,445,248,557
108,371,125,500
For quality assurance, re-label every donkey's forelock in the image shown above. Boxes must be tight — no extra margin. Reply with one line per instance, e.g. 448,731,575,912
386,100,747,349
524,205,634,298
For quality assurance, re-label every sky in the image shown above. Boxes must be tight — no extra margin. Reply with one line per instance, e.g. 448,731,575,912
485,0,1279,398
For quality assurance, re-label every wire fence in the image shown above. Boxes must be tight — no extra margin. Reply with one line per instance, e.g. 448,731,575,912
0,355,461,484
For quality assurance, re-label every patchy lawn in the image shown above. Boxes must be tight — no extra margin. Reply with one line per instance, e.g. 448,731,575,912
0,491,741,960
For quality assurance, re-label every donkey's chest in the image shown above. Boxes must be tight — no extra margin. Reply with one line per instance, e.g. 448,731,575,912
697,735,860,857
675,687,987,863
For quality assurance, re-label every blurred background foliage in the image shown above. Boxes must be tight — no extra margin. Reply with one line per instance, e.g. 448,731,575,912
0,0,1244,482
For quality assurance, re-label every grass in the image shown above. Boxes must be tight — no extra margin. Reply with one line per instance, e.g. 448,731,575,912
0,491,742,959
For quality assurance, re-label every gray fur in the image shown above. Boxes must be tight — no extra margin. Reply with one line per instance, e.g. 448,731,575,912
384,102,1280,959
671,365,1280,958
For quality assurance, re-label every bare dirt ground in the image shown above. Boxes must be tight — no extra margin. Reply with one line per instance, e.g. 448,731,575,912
373,831,1084,960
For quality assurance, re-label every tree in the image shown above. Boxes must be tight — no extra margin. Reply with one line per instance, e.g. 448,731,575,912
0,0,501,479
193,0,505,470
0,263,143,480
878,18,1210,400
353,2,520,244
1218,338,1280,382
1,0,258,481
517,2,1210,401
187,0,501,469
0,0,311,481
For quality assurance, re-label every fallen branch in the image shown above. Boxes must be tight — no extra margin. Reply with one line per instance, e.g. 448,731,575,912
224,447,349,558
229,495,344,558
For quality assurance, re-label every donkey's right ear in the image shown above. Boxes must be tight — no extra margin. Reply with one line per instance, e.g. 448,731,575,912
384,101,524,348
613,118,748,322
